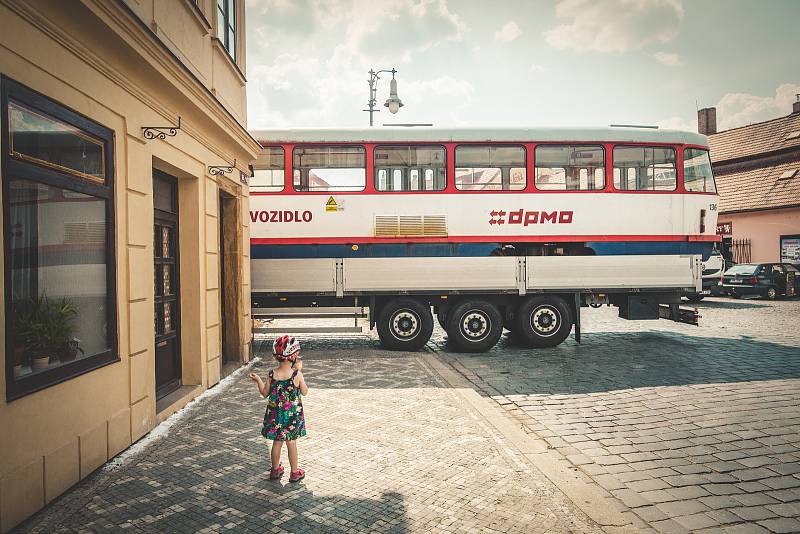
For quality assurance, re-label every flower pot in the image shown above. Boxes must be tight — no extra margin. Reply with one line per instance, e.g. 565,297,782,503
60,351,77,363
13,346,25,366
31,355,51,371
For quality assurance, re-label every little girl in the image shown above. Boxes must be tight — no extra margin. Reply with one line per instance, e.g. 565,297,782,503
249,335,308,482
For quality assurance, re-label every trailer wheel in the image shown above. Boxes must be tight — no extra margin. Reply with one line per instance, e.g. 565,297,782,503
446,300,503,353
515,295,573,348
377,298,433,351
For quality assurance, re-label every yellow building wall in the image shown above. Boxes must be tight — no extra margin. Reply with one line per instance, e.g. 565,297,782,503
0,1,258,531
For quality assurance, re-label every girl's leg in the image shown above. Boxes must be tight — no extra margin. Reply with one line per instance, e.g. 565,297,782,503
286,439,299,472
271,440,283,468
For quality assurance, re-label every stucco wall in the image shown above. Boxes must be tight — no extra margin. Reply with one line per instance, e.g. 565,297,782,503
0,1,257,531
718,208,800,263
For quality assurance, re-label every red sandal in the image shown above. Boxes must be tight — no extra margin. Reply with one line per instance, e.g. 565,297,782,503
269,465,284,480
289,469,305,483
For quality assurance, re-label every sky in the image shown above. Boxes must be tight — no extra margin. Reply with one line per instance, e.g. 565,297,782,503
245,0,800,132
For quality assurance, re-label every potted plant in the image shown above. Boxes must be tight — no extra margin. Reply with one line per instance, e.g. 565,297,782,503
11,304,31,378
56,299,83,362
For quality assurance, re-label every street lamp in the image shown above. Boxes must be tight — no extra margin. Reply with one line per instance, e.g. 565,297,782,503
364,68,403,126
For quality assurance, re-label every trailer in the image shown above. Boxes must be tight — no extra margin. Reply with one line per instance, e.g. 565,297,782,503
252,254,702,352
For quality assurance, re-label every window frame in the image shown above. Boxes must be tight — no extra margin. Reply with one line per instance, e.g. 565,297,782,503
373,144,448,193
216,0,237,62
250,146,285,194
454,144,527,192
1,77,118,401
292,144,367,193
682,146,717,194
611,144,678,193
533,143,606,192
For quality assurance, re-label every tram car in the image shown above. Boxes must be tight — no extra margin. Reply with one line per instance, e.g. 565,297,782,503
248,127,718,352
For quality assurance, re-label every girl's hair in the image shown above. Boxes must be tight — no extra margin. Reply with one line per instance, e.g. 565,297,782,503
272,335,300,362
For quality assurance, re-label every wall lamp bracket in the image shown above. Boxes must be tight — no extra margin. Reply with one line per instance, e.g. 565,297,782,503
209,158,236,176
142,116,181,140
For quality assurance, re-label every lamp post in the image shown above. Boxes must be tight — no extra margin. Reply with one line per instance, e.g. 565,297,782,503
364,68,403,126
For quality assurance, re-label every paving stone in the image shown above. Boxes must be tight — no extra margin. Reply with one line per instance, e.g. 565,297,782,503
673,512,720,531
700,496,743,510
730,506,779,521
656,499,710,518
756,517,800,533
761,477,800,490
730,468,779,482
629,479,671,492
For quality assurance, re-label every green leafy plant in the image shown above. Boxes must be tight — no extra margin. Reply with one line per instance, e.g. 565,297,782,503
15,294,82,362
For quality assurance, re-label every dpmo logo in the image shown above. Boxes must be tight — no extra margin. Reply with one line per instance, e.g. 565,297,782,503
489,209,574,226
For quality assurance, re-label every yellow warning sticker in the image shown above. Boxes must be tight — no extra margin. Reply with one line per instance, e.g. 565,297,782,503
326,196,338,212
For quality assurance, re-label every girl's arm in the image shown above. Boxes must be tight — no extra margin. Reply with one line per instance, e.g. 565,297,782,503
296,371,309,396
248,373,271,397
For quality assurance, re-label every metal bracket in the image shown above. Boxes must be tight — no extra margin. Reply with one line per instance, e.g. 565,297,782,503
517,257,527,295
209,158,236,176
142,116,181,140
335,259,344,297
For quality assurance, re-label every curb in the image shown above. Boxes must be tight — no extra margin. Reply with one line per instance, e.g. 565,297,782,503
425,353,650,534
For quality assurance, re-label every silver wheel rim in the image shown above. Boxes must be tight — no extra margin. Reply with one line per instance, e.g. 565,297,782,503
390,309,420,341
460,310,491,341
530,305,561,337
768,288,776,298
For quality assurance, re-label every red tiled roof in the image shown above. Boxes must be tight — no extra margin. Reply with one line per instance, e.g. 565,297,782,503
708,112,800,163
716,160,800,214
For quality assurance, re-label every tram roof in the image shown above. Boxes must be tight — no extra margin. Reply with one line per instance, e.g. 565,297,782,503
250,126,708,147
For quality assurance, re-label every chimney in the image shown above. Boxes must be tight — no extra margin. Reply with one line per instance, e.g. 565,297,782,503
793,94,800,114
698,107,717,135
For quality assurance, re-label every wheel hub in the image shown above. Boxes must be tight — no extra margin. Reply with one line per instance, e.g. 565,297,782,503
391,310,419,339
461,311,489,339
531,306,560,336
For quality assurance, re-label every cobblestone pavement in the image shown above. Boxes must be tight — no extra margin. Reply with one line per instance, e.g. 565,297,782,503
433,297,800,534
17,342,604,533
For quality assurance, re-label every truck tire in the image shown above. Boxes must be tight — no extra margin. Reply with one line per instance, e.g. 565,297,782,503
446,300,503,353
514,295,573,348
377,298,434,351
685,293,705,302
436,308,449,330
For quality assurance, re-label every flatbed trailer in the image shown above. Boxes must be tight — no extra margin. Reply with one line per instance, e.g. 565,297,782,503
252,254,702,352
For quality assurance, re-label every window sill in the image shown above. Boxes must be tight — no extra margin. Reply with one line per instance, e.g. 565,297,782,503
212,37,247,84
6,350,119,402
182,0,212,34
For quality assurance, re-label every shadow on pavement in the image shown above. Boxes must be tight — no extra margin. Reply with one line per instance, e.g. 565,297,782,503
690,299,769,310
440,330,800,396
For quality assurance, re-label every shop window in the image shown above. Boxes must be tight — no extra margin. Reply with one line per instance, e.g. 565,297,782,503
535,145,605,190
292,145,366,192
455,145,526,191
374,145,446,191
613,146,677,191
251,146,284,192
2,78,117,400
683,148,717,193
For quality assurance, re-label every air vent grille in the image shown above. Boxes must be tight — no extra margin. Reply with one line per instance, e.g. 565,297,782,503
374,215,448,238
63,221,106,244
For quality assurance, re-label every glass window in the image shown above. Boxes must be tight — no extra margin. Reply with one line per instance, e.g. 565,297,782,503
535,145,604,190
455,145,525,191
374,145,446,191
217,0,236,61
683,148,716,193
613,146,677,191
292,146,366,192
251,147,284,192
3,79,116,400
9,101,105,183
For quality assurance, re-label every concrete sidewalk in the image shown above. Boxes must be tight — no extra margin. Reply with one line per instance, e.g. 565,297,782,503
16,342,615,533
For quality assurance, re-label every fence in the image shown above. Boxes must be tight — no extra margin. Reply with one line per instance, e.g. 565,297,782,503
732,238,752,264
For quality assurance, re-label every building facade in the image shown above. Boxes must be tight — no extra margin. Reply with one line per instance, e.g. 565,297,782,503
0,1,259,531
700,99,800,265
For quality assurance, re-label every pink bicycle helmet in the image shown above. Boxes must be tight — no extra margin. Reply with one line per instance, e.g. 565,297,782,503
272,335,300,361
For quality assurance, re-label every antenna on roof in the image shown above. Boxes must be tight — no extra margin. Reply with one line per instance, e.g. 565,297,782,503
609,124,659,129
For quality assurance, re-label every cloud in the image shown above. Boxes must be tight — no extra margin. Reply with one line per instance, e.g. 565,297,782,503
529,64,546,73
715,83,800,130
246,0,473,127
653,51,684,67
544,0,684,53
495,21,522,42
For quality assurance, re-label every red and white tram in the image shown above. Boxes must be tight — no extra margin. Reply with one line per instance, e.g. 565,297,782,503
248,127,719,352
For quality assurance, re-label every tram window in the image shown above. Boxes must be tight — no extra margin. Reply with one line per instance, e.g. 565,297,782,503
613,146,676,191
374,145,446,191
683,148,717,193
251,146,284,192
534,145,605,190
292,145,366,192
455,145,526,191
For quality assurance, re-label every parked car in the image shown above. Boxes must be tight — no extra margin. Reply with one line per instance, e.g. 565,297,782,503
720,263,799,299
684,252,727,302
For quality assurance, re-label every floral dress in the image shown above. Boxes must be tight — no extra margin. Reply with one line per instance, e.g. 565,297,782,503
262,369,307,441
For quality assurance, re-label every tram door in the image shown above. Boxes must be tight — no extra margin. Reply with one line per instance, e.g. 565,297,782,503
153,171,181,398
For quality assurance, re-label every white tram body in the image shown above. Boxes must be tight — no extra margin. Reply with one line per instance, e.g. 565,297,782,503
248,127,719,352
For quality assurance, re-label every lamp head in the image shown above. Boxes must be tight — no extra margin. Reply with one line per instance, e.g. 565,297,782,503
384,77,403,114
